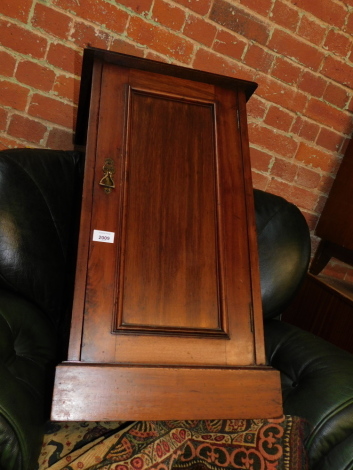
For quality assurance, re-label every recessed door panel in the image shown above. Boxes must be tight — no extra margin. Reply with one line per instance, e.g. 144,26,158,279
118,90,222,334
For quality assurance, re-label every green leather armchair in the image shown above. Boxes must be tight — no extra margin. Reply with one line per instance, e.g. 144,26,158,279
0,148,352,470
255,189,353,470
0,148,82,470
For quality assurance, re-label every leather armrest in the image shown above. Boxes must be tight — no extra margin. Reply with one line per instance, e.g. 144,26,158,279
0,289,57,470
265,319,353,470
254,189,311,319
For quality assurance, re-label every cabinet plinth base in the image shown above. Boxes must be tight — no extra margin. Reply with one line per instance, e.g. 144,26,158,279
51,363,282,421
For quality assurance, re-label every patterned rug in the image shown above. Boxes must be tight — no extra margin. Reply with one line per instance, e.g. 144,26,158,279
38,416,308,470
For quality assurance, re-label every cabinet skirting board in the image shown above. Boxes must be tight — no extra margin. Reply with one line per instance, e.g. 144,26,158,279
51,364,282,421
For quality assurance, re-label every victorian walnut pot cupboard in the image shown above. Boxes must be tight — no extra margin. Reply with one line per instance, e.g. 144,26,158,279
51,48,282,421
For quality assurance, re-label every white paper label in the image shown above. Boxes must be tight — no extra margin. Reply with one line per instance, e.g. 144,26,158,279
92,229,115,243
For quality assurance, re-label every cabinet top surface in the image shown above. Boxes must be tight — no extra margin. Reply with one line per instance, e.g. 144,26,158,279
76,47,258,145
82,47,258,99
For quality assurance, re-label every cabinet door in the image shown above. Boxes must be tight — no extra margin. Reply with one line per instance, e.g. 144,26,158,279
71,60,262,368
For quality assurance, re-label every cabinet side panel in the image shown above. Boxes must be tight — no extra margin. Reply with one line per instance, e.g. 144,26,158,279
237,91,265,365
67,60,103,361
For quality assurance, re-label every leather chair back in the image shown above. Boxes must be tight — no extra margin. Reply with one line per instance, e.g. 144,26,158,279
0,149,83,326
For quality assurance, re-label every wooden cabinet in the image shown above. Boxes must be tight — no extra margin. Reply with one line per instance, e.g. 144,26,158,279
296,140,353,353
51,48,282,421
311,139,353,274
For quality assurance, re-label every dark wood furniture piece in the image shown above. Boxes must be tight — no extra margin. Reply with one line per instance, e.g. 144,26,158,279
296,139,353,354
51,48,282,421
311,139,353,275
282,273,353,354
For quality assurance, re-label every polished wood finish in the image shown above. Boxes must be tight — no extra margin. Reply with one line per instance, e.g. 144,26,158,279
52,48,282,421
118,90,220,334
311,139,353,274
310,240,353,275
282,273,353,353
52,364,283,421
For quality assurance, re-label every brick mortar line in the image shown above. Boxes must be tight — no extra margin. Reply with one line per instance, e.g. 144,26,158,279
148,0,214,18
122,16,197,65
5,116,53,148
36,1,353,65
151,5,353,67
2,5,353,74
30,2,197,64
1,5,352,137
40,126,51,146
0,125,75,149
248,115,350,161
206,0,352,44
202,4,353,66
253,66,353,111
1,37,351,117
0,71,79,110
2,107,73,132
0,46,81,80
0,129,50,149
1,75,81,121
48,16,353,91
1,48,351,133
3,1,353,58
235,0,352,33
263,137,345,172
2,93,345,158
180,38,353,105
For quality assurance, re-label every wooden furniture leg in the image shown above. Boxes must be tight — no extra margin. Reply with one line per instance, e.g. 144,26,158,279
310,240,353,275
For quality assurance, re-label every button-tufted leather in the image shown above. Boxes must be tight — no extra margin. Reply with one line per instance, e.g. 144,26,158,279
0,149,83,325
265,319,353,470
0,149,83,470
0,289,57,470
254,190,353,470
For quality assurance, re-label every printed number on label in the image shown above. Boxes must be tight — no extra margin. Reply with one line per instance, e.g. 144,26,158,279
93,230,115,243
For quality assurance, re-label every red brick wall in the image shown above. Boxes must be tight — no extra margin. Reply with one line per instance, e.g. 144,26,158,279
1,0,353,276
